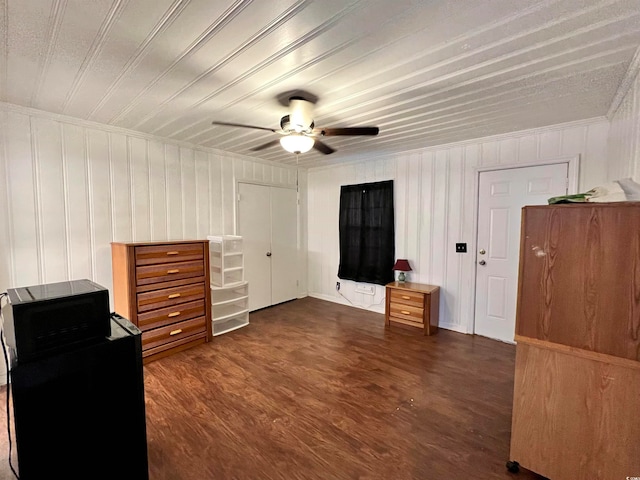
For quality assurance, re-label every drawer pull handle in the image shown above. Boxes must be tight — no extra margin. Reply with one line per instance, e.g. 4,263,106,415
169,329,183,336
401,310,411,315
167,269,180,274
168,312,181,318
168,293,181,299
401,295,411,300
167,251,179,255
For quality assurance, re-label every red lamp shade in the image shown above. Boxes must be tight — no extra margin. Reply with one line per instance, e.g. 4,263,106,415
392,259,412,272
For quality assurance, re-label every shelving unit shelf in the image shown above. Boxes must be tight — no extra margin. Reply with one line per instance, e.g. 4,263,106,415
208,235,250,336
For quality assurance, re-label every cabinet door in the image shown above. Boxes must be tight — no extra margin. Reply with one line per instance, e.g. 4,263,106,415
517,204,640,361
510,343,640,480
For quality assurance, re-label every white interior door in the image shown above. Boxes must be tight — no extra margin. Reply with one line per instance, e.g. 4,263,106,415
238,183,298,312
238,183,272,311
270,187,298,305
474,163,568,343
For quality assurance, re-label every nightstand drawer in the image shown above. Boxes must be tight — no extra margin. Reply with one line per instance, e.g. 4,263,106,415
141,316,206,352
137,299,205,331
135,243,203,266
389,289,425,308
389,303,424,324
136,261,204,286
137,283,205,312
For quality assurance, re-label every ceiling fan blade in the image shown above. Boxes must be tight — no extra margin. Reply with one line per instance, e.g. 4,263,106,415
313,127,379,136
211,121,276,133
250,139,281,151
313,140,335,155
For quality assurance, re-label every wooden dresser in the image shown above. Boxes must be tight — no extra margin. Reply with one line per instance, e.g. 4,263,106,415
385,282,440,335
509,203,640,479
111,240,212,363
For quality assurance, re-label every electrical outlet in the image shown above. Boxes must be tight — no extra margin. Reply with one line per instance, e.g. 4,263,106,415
336,282,341,291
355,284,375,295
456,243,467,253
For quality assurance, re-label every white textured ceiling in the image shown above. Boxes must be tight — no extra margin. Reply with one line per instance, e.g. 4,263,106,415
2,0,640,168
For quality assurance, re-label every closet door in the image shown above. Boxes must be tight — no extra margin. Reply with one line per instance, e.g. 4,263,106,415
270,187,298,305
238,183,272,311
238,183,298,312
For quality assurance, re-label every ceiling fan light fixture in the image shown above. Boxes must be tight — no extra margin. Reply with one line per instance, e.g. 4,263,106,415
289,97,314,130
280,134,314,154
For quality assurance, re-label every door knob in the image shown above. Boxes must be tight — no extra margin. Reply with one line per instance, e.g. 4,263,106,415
479,249,486,255
479,260,486,266
266,252,272,257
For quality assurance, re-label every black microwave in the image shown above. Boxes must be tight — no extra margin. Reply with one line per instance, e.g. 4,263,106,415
2,279,111,364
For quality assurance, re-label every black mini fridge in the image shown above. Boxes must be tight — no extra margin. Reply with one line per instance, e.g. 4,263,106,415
9,313,149,480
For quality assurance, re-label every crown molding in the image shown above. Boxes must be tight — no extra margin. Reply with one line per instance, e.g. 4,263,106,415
607,45,640,119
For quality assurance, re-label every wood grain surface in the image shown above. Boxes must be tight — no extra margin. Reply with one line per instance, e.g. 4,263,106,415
510,343,640,480
0,297,542,480
111,240,212,363
516,203,640,361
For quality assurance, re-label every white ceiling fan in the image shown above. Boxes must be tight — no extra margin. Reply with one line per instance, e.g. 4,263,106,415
211,95,380,154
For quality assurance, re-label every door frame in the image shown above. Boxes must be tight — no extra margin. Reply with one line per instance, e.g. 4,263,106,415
469,155,580,336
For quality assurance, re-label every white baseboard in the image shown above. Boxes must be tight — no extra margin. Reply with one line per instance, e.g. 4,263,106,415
307,293,472,335
436,322,469,334
308,293,385,314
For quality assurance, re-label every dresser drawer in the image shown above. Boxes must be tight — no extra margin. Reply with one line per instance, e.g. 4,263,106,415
141,316,206,352
137,299,205,331
136,261,204,286
389,302,424,325
389,289,425,308
137,283,205,313
135,243,203,266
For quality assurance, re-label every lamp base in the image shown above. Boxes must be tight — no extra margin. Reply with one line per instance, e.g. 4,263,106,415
398,271,406,282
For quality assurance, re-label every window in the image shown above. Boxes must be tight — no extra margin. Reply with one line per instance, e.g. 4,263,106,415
338,180,395,286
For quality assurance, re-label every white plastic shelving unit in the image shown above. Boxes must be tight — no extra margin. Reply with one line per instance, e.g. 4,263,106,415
208,234,244,287
208,235,249,336
211,282,249,336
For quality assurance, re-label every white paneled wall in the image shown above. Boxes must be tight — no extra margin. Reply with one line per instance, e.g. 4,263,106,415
307,118,609,333
0,104,306,309
608,66,640,181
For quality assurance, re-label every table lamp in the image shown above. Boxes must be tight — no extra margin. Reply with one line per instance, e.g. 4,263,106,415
393,259,412,282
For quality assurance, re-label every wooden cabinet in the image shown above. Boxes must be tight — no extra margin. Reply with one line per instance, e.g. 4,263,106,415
111,240,212,363
509,203,640,479
385,282,439,335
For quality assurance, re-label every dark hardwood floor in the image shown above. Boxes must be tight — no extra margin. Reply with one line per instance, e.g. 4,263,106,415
0,297,542,479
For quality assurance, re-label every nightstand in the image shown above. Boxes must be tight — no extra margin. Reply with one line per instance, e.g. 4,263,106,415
385,282,440,335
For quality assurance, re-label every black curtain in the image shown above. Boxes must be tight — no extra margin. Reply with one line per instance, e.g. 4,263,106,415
338,180,394,286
